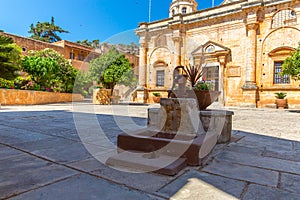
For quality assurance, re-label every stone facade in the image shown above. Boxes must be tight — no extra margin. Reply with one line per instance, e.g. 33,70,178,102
136,0,300,108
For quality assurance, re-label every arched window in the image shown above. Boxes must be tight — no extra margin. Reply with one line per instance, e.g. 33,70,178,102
182,7,187,14
271,9,297,29
172,9,175,16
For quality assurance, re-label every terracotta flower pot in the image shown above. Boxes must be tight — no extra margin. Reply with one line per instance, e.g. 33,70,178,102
169,90,221,110
153,96,161,103
188,90,221,110
275,99,288,109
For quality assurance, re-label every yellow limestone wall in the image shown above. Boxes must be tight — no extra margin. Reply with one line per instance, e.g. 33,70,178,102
0,89,84,105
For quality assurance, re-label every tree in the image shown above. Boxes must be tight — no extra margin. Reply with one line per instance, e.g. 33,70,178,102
76,39,100,48
22,48,78,92
89,48,134,94
29,17,69,43
281,44,300,81
0,35,22,80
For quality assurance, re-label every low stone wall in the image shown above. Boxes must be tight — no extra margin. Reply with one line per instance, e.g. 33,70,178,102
257,89,300,109
0,89,84,105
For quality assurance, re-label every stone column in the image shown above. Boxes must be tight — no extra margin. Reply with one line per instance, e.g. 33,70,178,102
218,55,226,106
173,37,181,66
241,23,259,107
138,43,147,89
136,43,148,103
243,23,258,89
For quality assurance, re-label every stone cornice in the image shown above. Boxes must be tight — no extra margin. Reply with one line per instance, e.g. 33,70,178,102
135,0,295,34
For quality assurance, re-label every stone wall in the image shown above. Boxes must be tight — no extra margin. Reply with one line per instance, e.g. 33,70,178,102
1,32,64,54
0,89,84,105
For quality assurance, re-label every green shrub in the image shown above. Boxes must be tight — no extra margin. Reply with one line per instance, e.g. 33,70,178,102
275,92,287,99
0,78,14,89
194,81,214,90
153,92,161,97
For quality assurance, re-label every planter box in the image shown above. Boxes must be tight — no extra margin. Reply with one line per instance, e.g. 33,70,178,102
0,89,84,105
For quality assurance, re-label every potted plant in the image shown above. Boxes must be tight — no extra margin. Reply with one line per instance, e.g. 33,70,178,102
189,81,221,110
184,65,220,110
152,92,161,103
275,92,288,109
168,64,221,110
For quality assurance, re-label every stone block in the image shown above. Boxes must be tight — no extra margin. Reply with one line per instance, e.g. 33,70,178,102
69,158,173,193
200,109,234,143
0,154,77,199
202,161,279,187
214,151,300,175
280,173,300,194
158,98,200,136
158,170,246,199
243,184,300,200
11,174,161,200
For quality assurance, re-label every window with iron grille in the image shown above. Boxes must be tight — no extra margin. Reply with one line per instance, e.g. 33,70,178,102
156,70,165,87
274,61,290,84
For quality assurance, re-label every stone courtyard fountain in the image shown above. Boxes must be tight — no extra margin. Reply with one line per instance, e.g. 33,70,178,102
106,67,234,175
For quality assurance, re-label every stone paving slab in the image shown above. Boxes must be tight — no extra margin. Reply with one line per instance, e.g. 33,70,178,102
157,170,246,199
224,143,264,156
68,158,175,193
242,184,300,200
263,149,300,162
29,142,97,164
10,174,164,200
1,104,300,199
0,153,78,199
214,150,300,175
280,173,300,195
0,145,23,161
10,137,76,153
235,132,294,152
202,160,279,187
0,125,53,145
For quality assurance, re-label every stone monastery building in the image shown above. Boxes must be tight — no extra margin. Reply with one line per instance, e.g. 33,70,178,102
136,0,300,108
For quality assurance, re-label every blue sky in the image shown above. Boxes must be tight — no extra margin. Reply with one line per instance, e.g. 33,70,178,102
0,0,224,44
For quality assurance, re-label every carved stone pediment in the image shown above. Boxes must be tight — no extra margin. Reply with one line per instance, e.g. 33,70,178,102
192,41,230,56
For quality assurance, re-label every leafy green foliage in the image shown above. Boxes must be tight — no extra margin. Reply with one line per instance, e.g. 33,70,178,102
194,81,214,90
281,44,300,81
73,71,91,97
76,39,100,48
184,65,206,87
153,92,161,97
275,92,287,99
22,48,78,93
28,16,69,43
89,48,134,93
0,35,22,80
0,77,14,88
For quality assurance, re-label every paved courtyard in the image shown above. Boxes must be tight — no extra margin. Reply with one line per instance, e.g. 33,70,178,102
0,102,300,199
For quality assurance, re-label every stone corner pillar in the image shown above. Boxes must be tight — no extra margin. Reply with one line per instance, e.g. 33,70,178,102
241,22,259,107
172,36,182,66
137,42,148,103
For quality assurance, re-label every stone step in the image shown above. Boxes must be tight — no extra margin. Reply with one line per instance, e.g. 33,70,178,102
117,131,206,166
106,151,187,176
